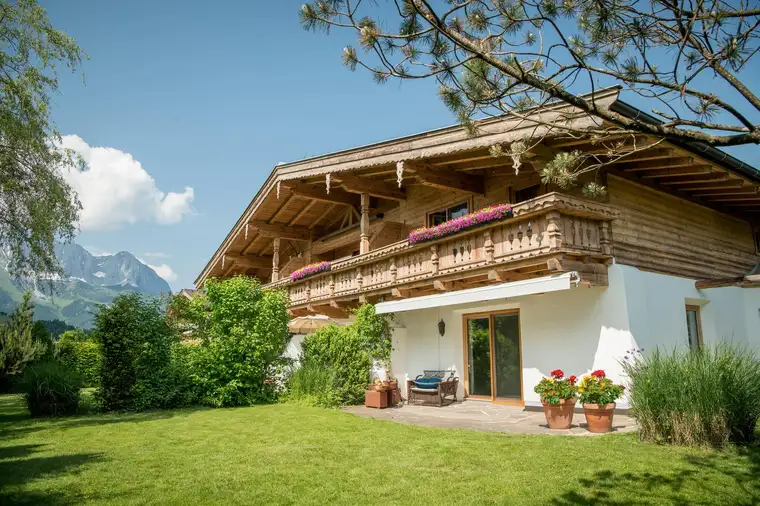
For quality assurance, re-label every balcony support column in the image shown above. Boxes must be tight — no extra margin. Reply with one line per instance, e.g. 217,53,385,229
271,237,281,282
360,192,370,254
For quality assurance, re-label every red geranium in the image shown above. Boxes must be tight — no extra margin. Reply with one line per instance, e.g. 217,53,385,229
591,369,606,378
568,375,577,384
550,369,564,379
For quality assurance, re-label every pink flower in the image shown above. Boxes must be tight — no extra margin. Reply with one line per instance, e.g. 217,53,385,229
408,204,513,245
291,261,331,281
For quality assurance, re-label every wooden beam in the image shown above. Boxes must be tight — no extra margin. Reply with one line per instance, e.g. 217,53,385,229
249,220,312,241
285,183,361,206
659,173,729,185
618,157,695,172
691,186,756,197
678,179,746,192
411,163,485,194
307,303,347,319
640,165,713,178
310,203,337,229
270,195,297,223
391,288,410,298
709,196,760,203
334,175,406,201
224,254,273,270
605,148,675,164
289,200,317,226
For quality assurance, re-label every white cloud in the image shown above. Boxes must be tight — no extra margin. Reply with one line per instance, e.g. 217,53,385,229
146,263,178,282
143,252,171,259
59,135,195,231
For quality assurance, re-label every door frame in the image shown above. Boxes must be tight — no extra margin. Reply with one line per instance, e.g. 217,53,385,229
461,309,524,406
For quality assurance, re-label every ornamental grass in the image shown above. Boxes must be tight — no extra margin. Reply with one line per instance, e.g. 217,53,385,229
291,261,331,281
622,344,760,447
408,203,513,245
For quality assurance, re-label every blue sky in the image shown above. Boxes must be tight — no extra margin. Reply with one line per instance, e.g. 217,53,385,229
43,1,758,290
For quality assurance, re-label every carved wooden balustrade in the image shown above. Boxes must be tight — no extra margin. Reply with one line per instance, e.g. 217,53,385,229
263,193,618,314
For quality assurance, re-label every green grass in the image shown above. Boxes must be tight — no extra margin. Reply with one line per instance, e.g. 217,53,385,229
0,395,758,505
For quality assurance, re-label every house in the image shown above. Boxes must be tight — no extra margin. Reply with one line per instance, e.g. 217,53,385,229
195,87,760,408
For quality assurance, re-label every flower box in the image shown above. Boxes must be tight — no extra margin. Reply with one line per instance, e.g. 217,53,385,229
290,261,331,282
408,204,513,245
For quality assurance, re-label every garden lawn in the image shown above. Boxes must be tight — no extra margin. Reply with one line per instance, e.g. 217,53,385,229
0,395,758,505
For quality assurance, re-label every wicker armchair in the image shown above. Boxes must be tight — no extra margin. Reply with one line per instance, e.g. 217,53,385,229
406,370,459,407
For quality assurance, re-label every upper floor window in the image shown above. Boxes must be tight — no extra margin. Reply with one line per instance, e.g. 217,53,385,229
514,184,541,204
428,201,469,227
685,305,702,350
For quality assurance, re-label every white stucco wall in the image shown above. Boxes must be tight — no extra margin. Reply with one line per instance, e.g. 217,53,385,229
390,263,760,408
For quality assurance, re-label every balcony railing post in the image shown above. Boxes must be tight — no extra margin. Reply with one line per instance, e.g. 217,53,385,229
390,257,397,284
356,267,363,290
546,211,563,250
328,274,335,297
484,229,494,264
431,245,439,275
305,280,311,303
600,221,612,255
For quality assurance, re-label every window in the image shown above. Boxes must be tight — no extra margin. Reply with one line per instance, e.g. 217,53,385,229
428,201,469,227
514,184,540,203
685,305,702,350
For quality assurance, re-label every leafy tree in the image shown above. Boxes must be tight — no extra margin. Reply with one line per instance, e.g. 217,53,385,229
37,319,77,339
300,0,760,195
169,276,290,407
57,329,101,387
94,293,179,411
31,320,54,358
0,292,46,389
0,0,84,278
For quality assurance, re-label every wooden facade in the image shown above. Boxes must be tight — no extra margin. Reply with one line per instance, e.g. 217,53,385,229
195,89,760,314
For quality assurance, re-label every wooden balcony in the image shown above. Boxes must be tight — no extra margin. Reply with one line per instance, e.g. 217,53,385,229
263,193,618,316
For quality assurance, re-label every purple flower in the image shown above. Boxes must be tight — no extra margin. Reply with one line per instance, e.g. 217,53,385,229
408,204,513,245
291,261,331,281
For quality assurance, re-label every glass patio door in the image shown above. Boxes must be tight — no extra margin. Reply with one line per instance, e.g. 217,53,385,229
464,312,522,403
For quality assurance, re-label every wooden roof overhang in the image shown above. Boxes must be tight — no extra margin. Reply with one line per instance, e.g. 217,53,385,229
195,87,760,288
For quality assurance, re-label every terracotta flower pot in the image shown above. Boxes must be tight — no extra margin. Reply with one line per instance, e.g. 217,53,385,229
583,402,616,433
541,398,576,429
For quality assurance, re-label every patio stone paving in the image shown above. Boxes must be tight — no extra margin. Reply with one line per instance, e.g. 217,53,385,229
343,400,637,436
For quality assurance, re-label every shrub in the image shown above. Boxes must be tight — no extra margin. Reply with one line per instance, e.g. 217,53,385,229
622,345,760,446
19,360,82,417
299,304,392,406
95,293,180,411
57,330,102,387
282,362,339,407
170,276,290,407
0,293,48,391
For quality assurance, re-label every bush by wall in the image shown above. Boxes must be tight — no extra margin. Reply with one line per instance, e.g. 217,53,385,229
19,360,82,417
297,304,392,406
169,276,290,407
57,330,102,387
623,344,760,446
95,293,180,411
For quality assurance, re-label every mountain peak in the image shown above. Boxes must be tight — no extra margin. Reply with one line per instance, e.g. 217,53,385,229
55,243,171,294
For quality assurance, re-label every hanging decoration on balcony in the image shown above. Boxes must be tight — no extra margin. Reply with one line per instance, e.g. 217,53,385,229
408,203,513,245
291,261,331,282
396,160,404,188
276,180,281,200
510,140,526,175
326,172,331,194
